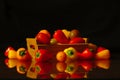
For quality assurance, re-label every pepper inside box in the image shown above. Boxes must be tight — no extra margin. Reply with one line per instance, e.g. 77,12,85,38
26,38,97,60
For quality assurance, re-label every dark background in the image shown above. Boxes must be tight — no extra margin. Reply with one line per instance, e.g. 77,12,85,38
0,0,120,55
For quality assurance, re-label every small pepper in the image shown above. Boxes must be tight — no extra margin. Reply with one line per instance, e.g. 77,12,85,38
77,48,94,60
4,58,18,68
35,49,53,62
53,29,69,44
95,49,110,59
16,60,31,74
97,46,106,52
64,47,77,60
65,61,78,75
35,62,53,75
16,48,32,61
69,37,85,44
4,46,17,59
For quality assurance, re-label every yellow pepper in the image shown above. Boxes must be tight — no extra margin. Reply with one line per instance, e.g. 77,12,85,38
64,47,77,60
62,29,71,39
65,61,78,75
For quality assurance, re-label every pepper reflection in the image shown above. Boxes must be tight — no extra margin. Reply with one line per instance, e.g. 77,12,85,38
4,59,111,79
95,60,110,70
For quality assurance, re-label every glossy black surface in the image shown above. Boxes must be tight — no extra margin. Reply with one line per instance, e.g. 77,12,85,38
0,52,120,79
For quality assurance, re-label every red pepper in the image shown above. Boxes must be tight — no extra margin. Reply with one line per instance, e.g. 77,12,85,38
53,29,69,44
4,46,14,57
35,62,53,75
35,32,50,44
77,48,94,60
80,60,94,72
70,73,85,79
69,37,85,44
35,49,53,62
97,46,106,52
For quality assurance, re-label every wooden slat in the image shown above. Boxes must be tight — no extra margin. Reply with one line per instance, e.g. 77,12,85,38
26,38,38,60
26,38,38,79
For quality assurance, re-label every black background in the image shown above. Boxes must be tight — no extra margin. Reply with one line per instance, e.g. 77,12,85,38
0,0,120,55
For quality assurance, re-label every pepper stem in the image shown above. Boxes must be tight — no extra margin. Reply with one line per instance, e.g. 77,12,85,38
19,50,26,56
66,66,74,72
19,66,26,72
36,52,40,58
67,50,74,56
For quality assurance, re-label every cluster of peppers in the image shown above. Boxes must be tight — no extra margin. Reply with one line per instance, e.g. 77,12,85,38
4,46,32,74
4,45,110,79
3,28,111,79
4,46,53,75
4,56,110,79
56,46,110,63
53,29,85,44
4,46,32,61
64,47,94,61
36,29,86,45
4,46,54,62
4,44,110,63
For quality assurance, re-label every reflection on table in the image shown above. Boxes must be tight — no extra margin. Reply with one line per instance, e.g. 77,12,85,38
4,58,110,79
